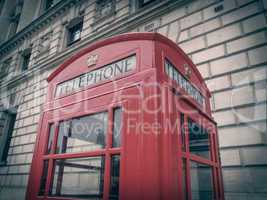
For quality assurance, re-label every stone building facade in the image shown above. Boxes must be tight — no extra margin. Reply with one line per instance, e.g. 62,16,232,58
0,0,266,199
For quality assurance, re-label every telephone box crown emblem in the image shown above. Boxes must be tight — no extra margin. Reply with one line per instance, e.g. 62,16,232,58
87,54,98,67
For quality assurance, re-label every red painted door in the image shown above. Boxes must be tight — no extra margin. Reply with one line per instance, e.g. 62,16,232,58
28,90,126,200
173,95,224,200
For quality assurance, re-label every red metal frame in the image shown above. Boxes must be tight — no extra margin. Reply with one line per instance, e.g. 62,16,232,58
26,33,224,200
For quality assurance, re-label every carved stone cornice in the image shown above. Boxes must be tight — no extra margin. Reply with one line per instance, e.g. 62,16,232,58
0,0,190,90
0,0,81,57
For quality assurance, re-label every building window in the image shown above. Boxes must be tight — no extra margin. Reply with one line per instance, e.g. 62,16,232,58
0,110,16,164
0,58,12,77
7,1,23,38
66,17,83,46
21,48,32,71
40,0,61,14
95,0,115,21
180,113,186,151
8,17,20,39
0,0,5,16
45,0,54,10
138,0,158,8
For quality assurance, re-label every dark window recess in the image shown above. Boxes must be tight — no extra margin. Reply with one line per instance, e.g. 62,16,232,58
180,113,186,151
38,160,49,196
95,0,115,20
67,20,83,46
144,23,155,32
138,0,157,8
7,2,22,38
8,18,19,39
0,111,16,163
21,48,32,71
0,58,12,76
9,93,16,106
214,4,224,12
109,155,120,200
45,0,54,10
0,0,5,16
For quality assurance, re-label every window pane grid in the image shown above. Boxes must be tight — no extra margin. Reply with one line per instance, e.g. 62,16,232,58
188,118,211,160
40,108,122,199
49,157,105,199
189,161,214,200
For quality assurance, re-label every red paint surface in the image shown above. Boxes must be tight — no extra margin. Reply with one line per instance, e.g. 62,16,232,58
26,32,224,200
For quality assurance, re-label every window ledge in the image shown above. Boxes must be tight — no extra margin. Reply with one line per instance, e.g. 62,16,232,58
0,0,76,56
92,11,117,27
35,49,50,59
137,0,161,11
67,38,81,47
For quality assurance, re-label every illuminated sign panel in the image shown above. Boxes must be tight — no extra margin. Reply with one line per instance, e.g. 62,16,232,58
55,55,136,97
165,59,204,106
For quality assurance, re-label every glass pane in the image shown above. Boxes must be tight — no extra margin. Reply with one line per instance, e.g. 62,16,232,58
109,155,120,200
38,160,49,196
180,113,186,151
215,168,222,199
50,157,105,199
46,123,55,154
190,161,213,200
1,112,16,162
56,112,108,154
73,29,81,41
69,23,82,44
182,159,187,200
113,108,122,148
188,118,211,159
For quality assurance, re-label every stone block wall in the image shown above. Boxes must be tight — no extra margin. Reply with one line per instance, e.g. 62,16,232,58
0,0,266,199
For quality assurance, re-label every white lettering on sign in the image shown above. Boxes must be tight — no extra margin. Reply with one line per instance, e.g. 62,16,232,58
55,55,136,97
165,59,204,106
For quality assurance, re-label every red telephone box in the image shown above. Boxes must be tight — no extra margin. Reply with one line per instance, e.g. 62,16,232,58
26,33,224,200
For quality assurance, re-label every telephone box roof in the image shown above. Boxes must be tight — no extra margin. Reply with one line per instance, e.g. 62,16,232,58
47,32,210,97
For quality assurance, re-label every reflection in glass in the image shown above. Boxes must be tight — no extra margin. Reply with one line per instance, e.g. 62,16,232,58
109,155,120,200
56,112,108,154
113,108,122,148
38,160,49,195
46,124,55,154
50,157,105,199
190,162,213,200
188,118,210,159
